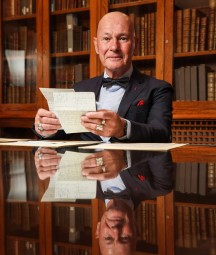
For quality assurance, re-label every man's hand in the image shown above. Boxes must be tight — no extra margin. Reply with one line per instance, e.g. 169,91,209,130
81,110,126,138
35,108,62,136
81,150,126,180
34,147,62,180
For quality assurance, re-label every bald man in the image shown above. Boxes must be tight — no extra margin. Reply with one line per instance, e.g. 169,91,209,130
34,11,173,142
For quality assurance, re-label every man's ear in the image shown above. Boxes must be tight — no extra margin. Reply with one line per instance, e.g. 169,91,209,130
95,222,101,239
93,37,99,54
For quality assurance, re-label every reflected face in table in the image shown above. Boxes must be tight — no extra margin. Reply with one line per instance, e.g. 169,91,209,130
96,198,137,255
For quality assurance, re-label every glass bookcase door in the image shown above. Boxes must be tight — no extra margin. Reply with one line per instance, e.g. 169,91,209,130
52,203,92,255
49,2,90,89
1,0,37,104
2,149,40,255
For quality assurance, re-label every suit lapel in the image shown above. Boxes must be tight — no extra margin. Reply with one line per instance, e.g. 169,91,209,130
86,75,103,100
118,69,147,117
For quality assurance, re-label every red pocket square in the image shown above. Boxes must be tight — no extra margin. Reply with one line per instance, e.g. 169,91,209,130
137,100,145,106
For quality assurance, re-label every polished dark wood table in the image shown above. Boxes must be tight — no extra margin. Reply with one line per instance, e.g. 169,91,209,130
0,145,215,255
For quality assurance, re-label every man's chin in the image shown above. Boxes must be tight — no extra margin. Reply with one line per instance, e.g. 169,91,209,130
105,65,127,75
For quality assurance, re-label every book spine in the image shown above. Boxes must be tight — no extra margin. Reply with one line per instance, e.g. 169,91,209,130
207,71,215,101
182,9,191,53
208,0,216,50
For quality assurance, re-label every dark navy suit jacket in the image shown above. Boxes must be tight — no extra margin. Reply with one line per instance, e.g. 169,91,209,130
96,151,174,209
34,67,173,142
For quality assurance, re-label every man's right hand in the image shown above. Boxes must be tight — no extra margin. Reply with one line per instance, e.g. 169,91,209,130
35,108,62,137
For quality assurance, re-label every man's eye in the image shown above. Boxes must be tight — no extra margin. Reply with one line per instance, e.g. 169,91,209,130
104,236,113,241
102,37,110,41
120,236,130,243
120,37,127,41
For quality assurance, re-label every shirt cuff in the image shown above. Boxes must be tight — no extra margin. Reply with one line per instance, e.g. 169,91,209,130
118,119,131,140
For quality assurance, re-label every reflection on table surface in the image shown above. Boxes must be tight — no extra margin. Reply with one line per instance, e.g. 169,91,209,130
0,145,215,255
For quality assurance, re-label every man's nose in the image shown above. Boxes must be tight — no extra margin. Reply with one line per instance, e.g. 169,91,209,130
110,38,119,50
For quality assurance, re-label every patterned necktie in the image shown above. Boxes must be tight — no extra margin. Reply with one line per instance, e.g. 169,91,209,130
102,77,129,88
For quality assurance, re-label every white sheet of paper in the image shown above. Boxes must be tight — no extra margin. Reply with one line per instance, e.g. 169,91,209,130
41,151,97,201
79,142,187,151
41,174,76,202
0,140,100,148
0,138,30,143
40,88,75,111
40,88,96,133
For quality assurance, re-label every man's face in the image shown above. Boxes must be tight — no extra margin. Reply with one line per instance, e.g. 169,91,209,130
94,14,135,78
96,199,137,255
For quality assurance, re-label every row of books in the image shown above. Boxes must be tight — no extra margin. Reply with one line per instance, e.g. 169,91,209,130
52,63,89,89
6,203,39,233
54,245,92,255
172,120,216,145
175,206,216,249
3,57,36,104
3,151,38,201
4,27,36,55
174,64,216,101
52,13,90,53
174,4,216,53
135,202,157,244
51,0,89,11
5,0,35,17
175,162,215,195
54,206,92,244
7,239,39,255
130,12,156,56
139,67,156,77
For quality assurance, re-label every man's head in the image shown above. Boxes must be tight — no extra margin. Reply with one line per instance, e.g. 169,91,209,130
94,12,136,79
96,199,137,255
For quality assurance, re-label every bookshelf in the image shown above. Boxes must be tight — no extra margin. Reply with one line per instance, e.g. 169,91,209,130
0,0,43,135
171,145,216,254
0,146,100,255
164,0,216,144
0,0,103,136
0,147,45,255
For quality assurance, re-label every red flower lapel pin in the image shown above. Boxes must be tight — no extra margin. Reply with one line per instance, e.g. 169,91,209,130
138,175,146,181
137,100,145,106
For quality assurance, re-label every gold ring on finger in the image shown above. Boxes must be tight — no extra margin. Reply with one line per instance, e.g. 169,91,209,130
96,124,103,131
38,152,43,160
38,122,44,131
96,157,103,166
101,166,106,173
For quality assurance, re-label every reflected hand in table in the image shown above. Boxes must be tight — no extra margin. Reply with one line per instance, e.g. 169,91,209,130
81,150,127,180
34,147,62,180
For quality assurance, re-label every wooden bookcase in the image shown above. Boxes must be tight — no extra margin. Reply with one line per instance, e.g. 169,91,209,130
170,146,216,255
0,0,105,136
164,0,216,144
0,146,101,255
0,0,215,143
0,147,46,255
0,0,43,132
